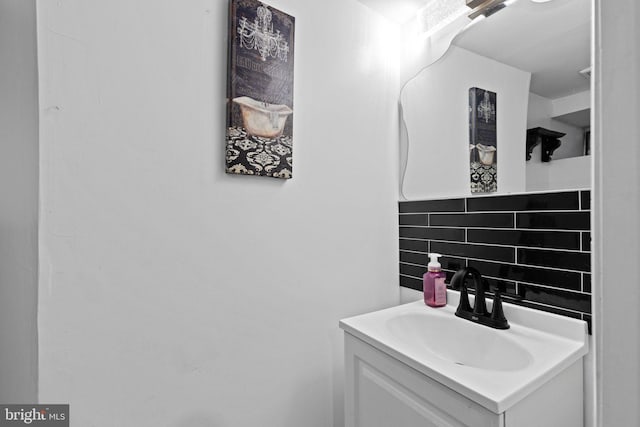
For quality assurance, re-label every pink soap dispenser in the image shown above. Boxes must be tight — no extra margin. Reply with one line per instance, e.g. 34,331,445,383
423,253,447,307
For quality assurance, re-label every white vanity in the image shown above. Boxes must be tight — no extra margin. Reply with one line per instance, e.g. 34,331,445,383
340,292,588,427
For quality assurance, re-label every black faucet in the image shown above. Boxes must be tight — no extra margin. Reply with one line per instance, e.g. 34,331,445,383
450,267,509,330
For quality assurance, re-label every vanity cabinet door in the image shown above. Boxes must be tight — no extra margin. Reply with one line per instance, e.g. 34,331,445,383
344,334,504,427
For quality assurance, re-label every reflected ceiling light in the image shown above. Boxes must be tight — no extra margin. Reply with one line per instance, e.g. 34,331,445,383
531,0,554,2
466,0,508,20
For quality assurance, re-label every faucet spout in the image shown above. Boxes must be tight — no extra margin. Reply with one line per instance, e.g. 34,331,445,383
450,267,509,330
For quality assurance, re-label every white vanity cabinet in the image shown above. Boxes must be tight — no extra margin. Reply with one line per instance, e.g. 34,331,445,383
341,300,588,427
345,333,583,427
345,333,504,427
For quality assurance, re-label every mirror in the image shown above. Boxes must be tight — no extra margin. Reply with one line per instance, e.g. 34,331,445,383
400,0,591,199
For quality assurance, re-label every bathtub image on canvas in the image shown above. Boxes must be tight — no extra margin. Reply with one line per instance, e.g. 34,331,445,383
469,87,497,193
226,0,295,179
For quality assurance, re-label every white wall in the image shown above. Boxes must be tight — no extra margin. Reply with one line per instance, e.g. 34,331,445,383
401,46,530,199
36,1,399,426
526,156,591,193
525,92,591,192
0,0,39,403
593,0,640,425
527,92,586,160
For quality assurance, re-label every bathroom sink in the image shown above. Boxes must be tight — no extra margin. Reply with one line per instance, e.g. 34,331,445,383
387,312,532,371
340,291,588,413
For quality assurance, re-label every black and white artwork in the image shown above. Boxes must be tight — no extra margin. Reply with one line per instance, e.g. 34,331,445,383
226,0,295,179
469,87,497,193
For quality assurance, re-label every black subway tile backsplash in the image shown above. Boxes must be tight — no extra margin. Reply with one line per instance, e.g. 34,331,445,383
463,278,518,297
581,190,591,210
468,260,582,291
438,256,467,272
517,284,591,313
467,191,579,212
399,227,465,241
583,273,592,293
503,297,584,320
399,239,429,253
400,263,426,279
399,275,422,291
467,229,580,250
517,248,590,272
399,190,592,326
582,232,591,251
399,214,428,226
399,198,465,213
400,255,466,276
516,212,590,230
431,241,515,263
430,212,514,228
400,251,428,265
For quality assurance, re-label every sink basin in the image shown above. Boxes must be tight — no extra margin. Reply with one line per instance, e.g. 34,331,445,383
387,312,532,371
339,291,588,413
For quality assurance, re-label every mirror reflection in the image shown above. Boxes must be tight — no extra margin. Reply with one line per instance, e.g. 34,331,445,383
400,0,591,199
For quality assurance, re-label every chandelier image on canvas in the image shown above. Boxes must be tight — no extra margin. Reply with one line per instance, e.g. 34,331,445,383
226,0,295,179
477,90,496,123
237,5,290,62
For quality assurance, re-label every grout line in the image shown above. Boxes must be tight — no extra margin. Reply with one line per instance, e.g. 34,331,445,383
401,265,590,295
401,242,591,273
580,232,583,253
400,261,427,268
504,297,589,316
427,238,589,254
402,248,590,274
465,256,590,274
400,209,591,215
400,249,431,255
401,275,589,315
400,273,422,281
515,279,590,295
399,225,591,233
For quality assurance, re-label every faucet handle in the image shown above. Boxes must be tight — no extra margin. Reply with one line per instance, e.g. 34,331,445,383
451,269,472,314
472,278,489,316
490,287,510,329
457,283,472,314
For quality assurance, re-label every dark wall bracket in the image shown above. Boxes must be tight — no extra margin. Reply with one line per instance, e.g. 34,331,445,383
526,127,566,162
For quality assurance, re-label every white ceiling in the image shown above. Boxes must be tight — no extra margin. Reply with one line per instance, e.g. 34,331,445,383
453,0,590,99
356,0,433,24
356,0,591,100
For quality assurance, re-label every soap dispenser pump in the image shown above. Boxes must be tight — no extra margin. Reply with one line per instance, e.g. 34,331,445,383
423,253,447,307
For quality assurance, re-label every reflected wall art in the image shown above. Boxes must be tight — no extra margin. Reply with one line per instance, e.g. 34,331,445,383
469,87,497,193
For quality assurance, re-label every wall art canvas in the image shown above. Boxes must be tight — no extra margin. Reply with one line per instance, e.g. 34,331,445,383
226,0,295,179
469,87,497,193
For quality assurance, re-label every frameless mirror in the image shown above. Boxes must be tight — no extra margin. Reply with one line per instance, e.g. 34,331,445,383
400,0,591,199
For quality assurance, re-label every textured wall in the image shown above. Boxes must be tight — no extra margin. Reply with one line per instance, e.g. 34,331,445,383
36,0,399,425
